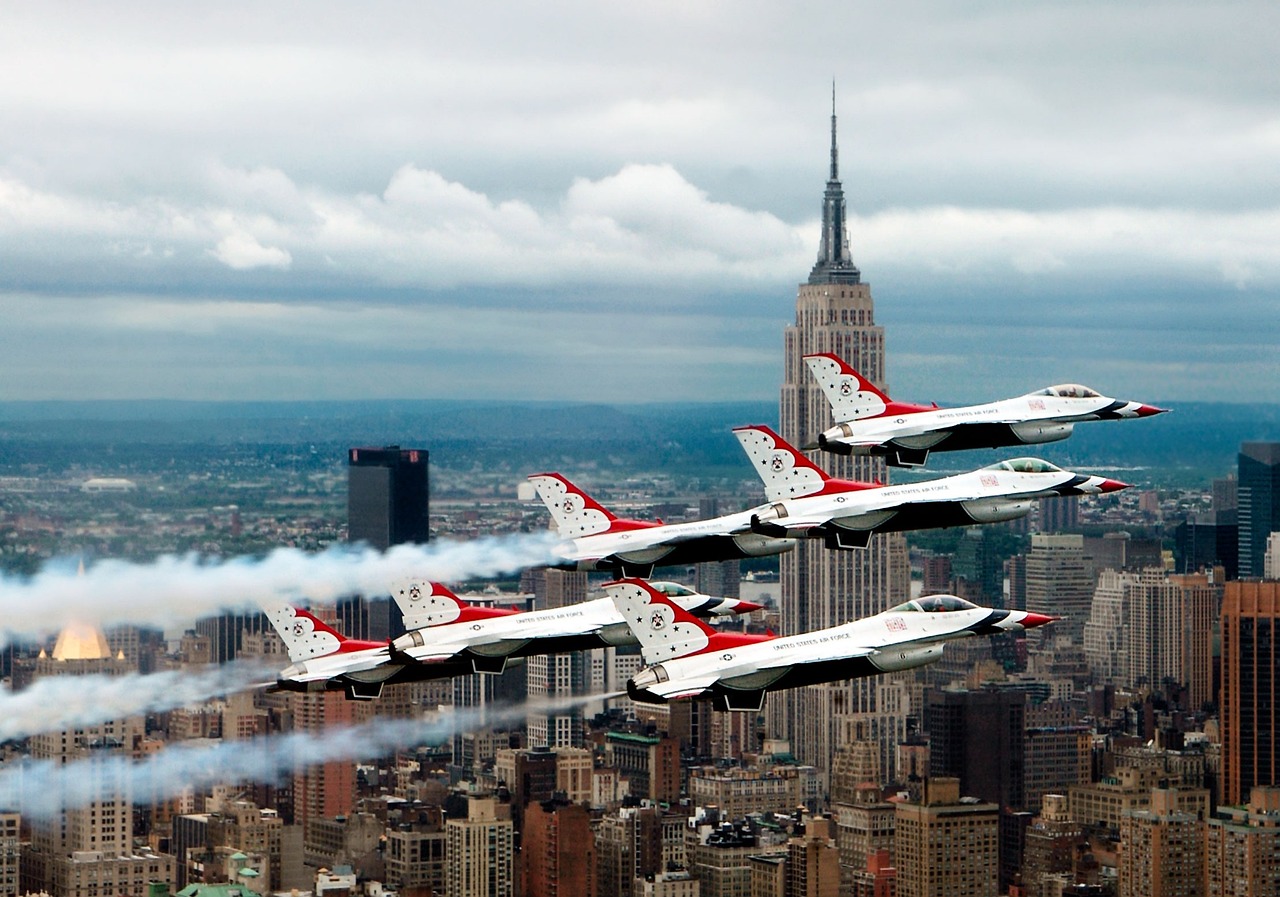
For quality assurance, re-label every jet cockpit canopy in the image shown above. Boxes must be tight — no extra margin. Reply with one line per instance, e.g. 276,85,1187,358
984,458,1063,474
1032,384,1100,399
888,595,980,614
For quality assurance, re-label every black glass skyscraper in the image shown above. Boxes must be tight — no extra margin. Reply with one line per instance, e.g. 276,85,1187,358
345,445,430,639
1238,442,1280,579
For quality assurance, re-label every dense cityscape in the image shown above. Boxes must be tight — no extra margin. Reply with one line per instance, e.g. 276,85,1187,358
1,100,1278,897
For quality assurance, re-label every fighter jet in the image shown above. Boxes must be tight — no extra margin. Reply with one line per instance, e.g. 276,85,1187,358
263,603,471,701
607,578,1053,711
527,472,797,577
734,425,1129,550
803,352,1167,467
530,432,1127,569
389,578,760,672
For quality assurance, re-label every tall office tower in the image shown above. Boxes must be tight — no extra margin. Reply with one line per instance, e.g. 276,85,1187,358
785,817,841,897
525,568,591,747
1038,494,1080,533
446,796,514,897
21,622,174,896
776,96,909,773
1214,473,1239,512
195,611,266,664
1020,794,1087,897
926,688,1026,811
1220,580,1280,805
952,528,1005,606
596,805,687,897
697,498,742,599
0,813,16,897
604,731,681,804
1239,442,1280,579
1006,553,1027,611
522,799,597,897
1175,509,1238,579
1022,727,1093,814
1117,789,1203,897
1025,534,1092,645
291,691,370,858
345,445,430,640
1267,532,1280,579
1205,786,1280,897
893,778,998,897
1086,569,1216,706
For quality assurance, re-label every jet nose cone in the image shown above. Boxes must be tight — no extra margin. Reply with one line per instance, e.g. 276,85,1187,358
1099,478,1130,493
1021,612,1056,628
735,600,765,614
1136,404,1168,417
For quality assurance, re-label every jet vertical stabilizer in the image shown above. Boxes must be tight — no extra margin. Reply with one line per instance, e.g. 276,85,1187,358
265,605,357,663
605,579,771,665
734,424,874,501
803,353,894,421
390,580,520,631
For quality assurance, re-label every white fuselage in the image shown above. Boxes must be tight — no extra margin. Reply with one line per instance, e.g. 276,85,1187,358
555,465,1113,565
821,393,1156,456
281,644,394,683
392,593,749,661
632,604,1038,701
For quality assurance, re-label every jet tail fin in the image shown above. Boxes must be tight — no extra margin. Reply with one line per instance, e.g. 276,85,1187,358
528,473,618,537
391,579,520,631
734,424,842,501
605,579,767,665
803,353,892,422
263,604,351,663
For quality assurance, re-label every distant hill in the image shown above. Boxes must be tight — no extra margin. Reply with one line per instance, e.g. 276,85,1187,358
0,398,1275,485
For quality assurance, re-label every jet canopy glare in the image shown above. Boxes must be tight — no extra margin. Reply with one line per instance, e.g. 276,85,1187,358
650,582,696,598
888,595,980,614
1032,384,1101,399
984,458,1063,474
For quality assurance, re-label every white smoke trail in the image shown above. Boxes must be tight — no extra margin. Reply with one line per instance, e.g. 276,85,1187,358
0,533,562,647
0,662,277,742
0,691,622,818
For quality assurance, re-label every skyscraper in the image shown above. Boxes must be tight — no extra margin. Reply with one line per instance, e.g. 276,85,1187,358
1117,789,1203,897
446,796,514,897
776,91,909,773
345,445,430,640
21,622,175,896
893,778,998,897
1238,442,1280,578
1220,580,1280,805
1025,534,1092,646
926,688,1026,811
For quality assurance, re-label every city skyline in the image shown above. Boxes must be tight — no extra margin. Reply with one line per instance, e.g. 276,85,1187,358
1,2,1277,405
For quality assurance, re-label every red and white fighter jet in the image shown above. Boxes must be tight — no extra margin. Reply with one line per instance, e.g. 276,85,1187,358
607,578,1054,712
734,425,1130,549
804,352,1166,467
389,579,760,673
530,430,1128,569
527,472,797,577
264,603,472,700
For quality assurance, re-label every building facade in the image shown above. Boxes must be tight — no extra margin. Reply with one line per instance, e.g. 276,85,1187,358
1220,580,1280,805
775,96,909,776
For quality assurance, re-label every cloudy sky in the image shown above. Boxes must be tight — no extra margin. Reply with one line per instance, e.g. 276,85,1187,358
1,1,1276,405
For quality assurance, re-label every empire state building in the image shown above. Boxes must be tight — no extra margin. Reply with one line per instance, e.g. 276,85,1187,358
773,96,911,775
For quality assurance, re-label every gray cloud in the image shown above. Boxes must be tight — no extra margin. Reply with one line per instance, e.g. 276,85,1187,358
0,1,1276,403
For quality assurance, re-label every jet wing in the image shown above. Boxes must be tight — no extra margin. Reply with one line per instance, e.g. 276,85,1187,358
642,673,724,702
401,642,473,664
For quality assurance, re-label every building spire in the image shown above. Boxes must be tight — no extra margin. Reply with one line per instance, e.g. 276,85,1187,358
809,83,861,285
830,81,839,181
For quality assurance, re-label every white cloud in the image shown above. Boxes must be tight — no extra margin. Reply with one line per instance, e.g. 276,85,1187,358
209,231,292,270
